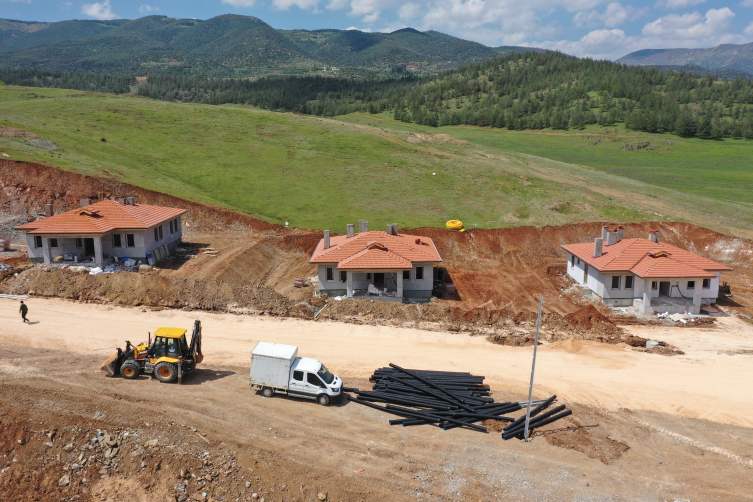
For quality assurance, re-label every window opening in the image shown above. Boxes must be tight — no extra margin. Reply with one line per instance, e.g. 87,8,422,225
625,276,633,289
326,267,334,281
702,279,710,289
415,267,424,280
126,234,135,247
611,276,620,289
113,234,122,247
50,238,58,248
687,280,695,289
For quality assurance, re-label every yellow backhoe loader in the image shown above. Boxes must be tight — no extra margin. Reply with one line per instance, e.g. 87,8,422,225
101,320,203,384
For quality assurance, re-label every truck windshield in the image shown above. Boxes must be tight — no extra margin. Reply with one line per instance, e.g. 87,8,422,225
317,364,335,384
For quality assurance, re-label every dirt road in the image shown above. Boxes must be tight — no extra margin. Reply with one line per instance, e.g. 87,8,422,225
2,298,753,501
2,298,753,429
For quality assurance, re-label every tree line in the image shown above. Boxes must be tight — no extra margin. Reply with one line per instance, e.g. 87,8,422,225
0,69,132,94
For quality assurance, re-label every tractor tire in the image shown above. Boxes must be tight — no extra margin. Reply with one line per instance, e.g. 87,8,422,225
261,387,274,398
317,394,330,406
120,361,140,380
154,362,178,383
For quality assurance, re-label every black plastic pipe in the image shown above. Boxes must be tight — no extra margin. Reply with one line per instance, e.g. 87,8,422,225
383,404,488,433
503,410,573,440
502,404,567,436
504,395,557,432
388,363,476,411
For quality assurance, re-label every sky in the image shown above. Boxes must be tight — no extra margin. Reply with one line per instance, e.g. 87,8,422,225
1,0,752,60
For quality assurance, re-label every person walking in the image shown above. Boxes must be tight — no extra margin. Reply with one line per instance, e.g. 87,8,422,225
19,300,28,323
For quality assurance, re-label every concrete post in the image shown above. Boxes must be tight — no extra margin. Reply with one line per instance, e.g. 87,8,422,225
693,281,703,311
347,224,355,238
44,204,53,217
346,271,353,298
42,237,52,264
642,279,652,313
93,236,104,268
397,271,403,298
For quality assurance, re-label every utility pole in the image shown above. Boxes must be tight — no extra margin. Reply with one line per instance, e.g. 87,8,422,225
524,297,543,442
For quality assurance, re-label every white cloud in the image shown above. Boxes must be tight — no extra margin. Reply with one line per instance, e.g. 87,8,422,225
655,0,705,9
273,0,320,9
745,21,753,35
139,4,158,13
642,7,735,40
398,2,421,20
60,1,73,8
81,0,119,20
574,2,634,28
345,26,373,31
221,0,257,7
741,0,753,7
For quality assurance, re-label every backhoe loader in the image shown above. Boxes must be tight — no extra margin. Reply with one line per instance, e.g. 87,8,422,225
101,320,203,384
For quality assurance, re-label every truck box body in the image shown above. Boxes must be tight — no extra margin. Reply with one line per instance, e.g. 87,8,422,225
250,342,298,390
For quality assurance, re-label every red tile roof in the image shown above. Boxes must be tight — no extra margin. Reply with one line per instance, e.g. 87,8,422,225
562,238,731,279
15,200,187,236
310,231,441,270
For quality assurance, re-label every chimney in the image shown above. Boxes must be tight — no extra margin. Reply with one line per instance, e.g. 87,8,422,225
387,224,393,234
323,230,330,249
346,224,355,238
110,196,118,201
126,197,135,205
118,198,126,204
80,199,90,207
358,219,365,233
594,237,604,257
392,223,398,235
606,230,618,246
44,204,53,217
649,230,659,243
617,224,624,242
363,221,368,232
601,226,609,241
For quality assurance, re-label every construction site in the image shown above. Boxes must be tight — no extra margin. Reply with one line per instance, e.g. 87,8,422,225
2,159,753,502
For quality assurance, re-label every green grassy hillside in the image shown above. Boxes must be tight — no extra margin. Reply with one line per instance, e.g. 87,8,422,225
1,85,752,237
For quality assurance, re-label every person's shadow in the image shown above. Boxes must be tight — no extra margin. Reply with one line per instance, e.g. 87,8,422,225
26,321,40,325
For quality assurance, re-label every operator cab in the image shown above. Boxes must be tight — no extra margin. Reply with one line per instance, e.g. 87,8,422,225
150,327,189,360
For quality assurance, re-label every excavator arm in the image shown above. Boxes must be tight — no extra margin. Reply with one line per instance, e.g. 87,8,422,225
189,320,203,364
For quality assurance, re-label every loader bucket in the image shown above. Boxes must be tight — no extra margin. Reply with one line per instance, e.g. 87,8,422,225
100,349,123,377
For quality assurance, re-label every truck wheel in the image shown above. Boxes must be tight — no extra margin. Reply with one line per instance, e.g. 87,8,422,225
317,394,330,406
154,362,178,383
120,361,140,380
261,387,274,398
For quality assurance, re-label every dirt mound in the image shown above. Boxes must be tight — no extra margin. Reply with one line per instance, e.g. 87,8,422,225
0,267,314,318
566,305,613,330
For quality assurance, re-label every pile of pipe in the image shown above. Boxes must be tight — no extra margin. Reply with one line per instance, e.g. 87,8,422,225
345,363,546,434
501,395,573,440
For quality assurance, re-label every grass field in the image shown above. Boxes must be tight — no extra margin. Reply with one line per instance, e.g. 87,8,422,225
1,85,752,236
341,113,753,205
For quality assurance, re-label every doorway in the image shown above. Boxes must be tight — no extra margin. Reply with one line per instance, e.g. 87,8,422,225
84,238,95,257
583,264,589,284
659,281,670,297
373,273,385,290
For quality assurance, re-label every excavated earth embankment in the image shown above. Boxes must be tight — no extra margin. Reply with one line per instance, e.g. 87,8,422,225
2,159,751,348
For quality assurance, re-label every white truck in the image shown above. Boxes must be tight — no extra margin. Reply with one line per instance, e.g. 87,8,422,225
249,342,342,406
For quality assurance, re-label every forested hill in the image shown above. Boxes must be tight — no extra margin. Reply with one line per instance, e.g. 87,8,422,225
3,51,752,139
0,15,534,77
134,51,753,139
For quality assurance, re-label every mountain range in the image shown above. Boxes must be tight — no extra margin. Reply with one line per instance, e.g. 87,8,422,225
617,42,753,74
0,15,542,77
